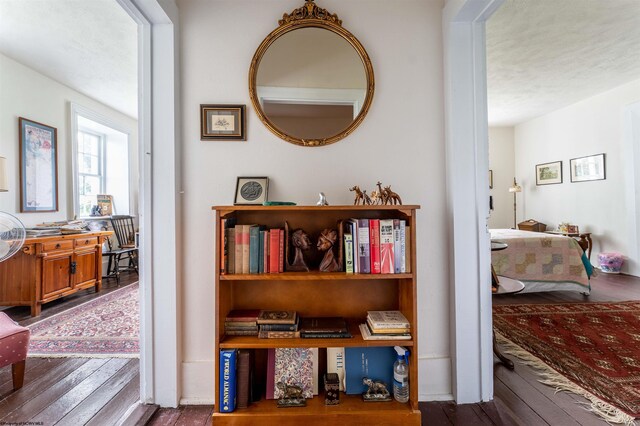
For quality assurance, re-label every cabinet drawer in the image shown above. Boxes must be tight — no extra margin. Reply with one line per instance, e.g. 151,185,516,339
42,240,73,252
75,237,98,249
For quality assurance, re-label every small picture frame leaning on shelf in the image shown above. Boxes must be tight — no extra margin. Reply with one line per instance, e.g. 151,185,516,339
234,176,269,205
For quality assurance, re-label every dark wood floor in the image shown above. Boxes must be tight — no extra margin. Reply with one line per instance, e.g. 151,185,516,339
2,271,637,425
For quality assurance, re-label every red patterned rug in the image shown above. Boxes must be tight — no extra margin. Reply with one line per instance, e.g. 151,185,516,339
28,283,139,358
494,301,640,425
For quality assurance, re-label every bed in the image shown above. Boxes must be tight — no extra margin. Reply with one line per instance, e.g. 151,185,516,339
490,229,593,294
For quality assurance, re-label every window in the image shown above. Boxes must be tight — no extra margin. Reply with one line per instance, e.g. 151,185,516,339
72,104,132,218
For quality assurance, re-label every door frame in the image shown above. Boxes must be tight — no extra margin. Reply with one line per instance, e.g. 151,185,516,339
443,0,504,403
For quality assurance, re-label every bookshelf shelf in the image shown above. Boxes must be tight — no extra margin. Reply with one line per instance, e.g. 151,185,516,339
213,205,421,425
220,272,413,281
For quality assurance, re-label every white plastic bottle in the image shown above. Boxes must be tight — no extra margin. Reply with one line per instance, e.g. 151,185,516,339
393,346,409,403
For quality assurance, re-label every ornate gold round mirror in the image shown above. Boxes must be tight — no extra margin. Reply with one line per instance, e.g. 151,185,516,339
249,0,374,147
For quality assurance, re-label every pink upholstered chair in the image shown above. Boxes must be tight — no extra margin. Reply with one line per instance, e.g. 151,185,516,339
0,312,29,390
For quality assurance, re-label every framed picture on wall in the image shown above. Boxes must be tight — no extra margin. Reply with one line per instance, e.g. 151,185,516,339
200,104,246,141
570,153,606,183
535,161,562,185
234,176,269,205
19,117,58,212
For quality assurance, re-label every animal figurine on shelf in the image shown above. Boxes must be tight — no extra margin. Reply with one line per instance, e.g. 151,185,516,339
383,185,402,205
276,382,306,408
316,192,329,206
349,185,365,205
361,190,372,205
370,190,383,205
362,377,392,402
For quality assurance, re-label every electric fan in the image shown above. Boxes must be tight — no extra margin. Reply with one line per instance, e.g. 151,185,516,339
0,212,26,262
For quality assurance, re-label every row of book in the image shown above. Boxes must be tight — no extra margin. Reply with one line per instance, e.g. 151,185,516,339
360,310,411,340
220,218,285,274
344,218,410,274
224,310,353,339
219,345,405,412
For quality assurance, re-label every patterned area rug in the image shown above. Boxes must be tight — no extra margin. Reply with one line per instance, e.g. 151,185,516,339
494,302,640,425
28,283,139,358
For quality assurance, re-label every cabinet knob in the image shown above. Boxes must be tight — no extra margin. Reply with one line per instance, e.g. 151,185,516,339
56,243,61,249
85,240,89,244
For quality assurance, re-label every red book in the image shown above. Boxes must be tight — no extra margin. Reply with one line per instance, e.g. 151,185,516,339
379,219,395,274
226,309,261,322
266,348,276,399
369,219,381,274
269,230,280,274
279,229,284,273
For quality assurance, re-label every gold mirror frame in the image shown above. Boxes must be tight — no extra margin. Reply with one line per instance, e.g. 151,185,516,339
249,0,375,147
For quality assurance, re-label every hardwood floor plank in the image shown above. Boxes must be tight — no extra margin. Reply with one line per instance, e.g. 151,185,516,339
419,401,452,426
0,358,109,423
0,357,88,414
495,365,581,426
30,358,131,424
85,372,140,426
174,405,214,426
492,396,527,426
477,401,511,426
147,407,184,426
0,357,45,388
470,403,502,425
441,401,496,425
0,358,64,398
494,377,549,425
53,359,139,426
119,403,160,426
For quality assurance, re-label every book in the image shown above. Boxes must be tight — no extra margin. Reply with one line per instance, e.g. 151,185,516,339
357,219,370,273
379,219,395,274
263,230,269,273
367,310,410,329
234,224,244,274
347,220,359,273
299,317,349,334
237,350,251,409
274,348,314,399
366,318,410,335
257,310,297,324
242,224,253,274
269,230,280,274
221,218,237,275
344,233,354,274
258,330,301,338
258,230,267,273
226,309,261,322
219,349,237,412
344,347,396,395
224,322,258,329
266,348,275,399
369,219,381,274
225,329,259,336
311,348,319,395
405,225,411,273
393,220,402,274
327,347,345,391
359,323,411,340
249,225,262,274
96,194,114,216
279,229,284,273
259,320,299,331
399,220,406,273
228,228,236,274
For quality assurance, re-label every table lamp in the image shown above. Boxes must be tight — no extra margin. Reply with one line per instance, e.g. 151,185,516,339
508,177,522,229
0,157,8,192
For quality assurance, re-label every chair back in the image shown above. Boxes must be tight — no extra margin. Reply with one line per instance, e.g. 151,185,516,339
110,215,137,248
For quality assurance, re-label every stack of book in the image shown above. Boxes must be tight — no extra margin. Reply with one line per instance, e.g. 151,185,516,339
343,218,411,275
224,309,259,336
360,310,411,340
257,310,299,338
299,317,351,338
220,219,285,275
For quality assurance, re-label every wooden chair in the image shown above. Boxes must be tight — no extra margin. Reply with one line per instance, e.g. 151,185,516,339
102,215,138,284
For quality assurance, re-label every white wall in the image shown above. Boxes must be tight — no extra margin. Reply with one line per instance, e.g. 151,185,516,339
488,127,515,229
515,79,640,275
0,53,138,226
178,0,450,402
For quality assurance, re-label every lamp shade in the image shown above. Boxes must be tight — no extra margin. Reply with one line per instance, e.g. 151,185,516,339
0,156,7,192
508,177,522,193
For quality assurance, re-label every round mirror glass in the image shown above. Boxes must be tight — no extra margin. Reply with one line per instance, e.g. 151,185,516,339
251,23,374,146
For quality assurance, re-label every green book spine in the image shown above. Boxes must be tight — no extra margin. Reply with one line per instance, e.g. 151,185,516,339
344,233,354,273
249,226,261,274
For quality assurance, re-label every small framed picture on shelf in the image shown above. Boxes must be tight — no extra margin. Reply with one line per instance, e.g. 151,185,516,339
566,224,579,234
535,161,562,185
570,153,605,183
200,104,246,141
234,176,269,205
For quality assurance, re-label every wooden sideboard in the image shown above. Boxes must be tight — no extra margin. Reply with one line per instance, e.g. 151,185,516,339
0,231,112,316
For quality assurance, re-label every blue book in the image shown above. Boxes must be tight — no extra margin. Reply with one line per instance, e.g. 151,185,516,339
344,346,395,394
219,349,237,412
258,230,266,273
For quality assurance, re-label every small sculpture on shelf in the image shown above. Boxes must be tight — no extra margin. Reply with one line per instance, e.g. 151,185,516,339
362,377,392,402
318,229,339,272
349,185,365,205
276,382,306,408
316,192,329,206
370,190,383,205
375,181,403,205
285,222,311,272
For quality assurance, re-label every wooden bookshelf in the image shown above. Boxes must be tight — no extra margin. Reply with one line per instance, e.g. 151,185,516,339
212,205,421,425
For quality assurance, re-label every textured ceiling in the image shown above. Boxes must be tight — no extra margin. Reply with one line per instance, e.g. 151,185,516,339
487,0,640,126
0,0,137,118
